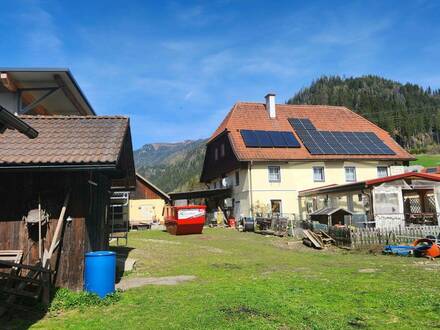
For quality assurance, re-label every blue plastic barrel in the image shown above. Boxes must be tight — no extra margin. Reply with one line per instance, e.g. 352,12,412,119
84,251,116,298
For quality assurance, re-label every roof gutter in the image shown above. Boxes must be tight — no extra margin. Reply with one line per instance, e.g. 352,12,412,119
0,106,38,138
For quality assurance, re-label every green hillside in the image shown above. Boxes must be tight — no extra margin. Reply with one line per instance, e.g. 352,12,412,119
134,139,207,193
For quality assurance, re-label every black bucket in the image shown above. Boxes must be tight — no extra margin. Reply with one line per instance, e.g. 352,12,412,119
243,218,255,232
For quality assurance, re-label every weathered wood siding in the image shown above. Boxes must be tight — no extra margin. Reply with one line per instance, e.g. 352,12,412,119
200,133,244,182
132,179,163,200
0,171,110,290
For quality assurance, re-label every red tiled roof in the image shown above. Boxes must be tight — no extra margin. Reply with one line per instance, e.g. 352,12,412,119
0,115,129,166
209,102,414,161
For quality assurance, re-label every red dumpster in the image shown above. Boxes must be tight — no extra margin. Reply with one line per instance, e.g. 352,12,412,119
164,205,206,235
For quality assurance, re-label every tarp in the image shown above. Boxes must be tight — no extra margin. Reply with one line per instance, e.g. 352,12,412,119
373,185,405,229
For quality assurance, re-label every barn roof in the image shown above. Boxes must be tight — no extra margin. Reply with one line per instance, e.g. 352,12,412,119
0,115,130,168
209,102,414,161
136,173,170,201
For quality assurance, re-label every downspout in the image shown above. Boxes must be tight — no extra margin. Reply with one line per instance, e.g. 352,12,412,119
248,161,254,218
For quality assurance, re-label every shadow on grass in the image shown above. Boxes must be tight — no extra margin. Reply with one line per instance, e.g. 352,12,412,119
109,246,135,283
0,281,53,330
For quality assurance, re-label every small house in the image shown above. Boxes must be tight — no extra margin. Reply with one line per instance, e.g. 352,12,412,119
128,174,170,227
0,115,135,290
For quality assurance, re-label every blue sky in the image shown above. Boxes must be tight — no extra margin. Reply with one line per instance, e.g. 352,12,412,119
1,0,439,148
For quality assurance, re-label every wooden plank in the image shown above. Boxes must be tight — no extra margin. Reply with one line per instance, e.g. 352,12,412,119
0,260,51,273
303,230,323,249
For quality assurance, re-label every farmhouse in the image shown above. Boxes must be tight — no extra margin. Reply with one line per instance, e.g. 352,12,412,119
200,94,414,220
0,115,135,291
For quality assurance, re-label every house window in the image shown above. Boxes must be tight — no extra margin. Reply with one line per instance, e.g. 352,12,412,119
345,166,356,182
235,171,240,186
220,143,225,157
268,166,281,182
214,148,218,161
213,181,217,189
271,200,282,214
313,166,325,182
377,166,388,178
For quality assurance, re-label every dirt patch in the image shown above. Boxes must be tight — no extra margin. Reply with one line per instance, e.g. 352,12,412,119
220,306,270,319
141,239,181,245
116,275,196,290
198,236,213,240
211,263,242,270
199,246,226,254
358,268,378,273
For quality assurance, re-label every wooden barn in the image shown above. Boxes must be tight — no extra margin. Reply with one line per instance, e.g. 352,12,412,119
0,115,135,291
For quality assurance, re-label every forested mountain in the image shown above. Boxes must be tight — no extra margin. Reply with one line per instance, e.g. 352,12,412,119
134,139,207,193
288,75,440,152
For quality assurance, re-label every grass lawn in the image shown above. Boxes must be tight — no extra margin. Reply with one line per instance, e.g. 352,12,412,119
410,154,440,167
19,229,440,329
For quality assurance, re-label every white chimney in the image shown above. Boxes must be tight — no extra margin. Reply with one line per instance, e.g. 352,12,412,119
265,93,276,118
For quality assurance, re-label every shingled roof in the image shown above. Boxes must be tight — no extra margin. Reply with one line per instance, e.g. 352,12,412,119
210,102,414,161
0,115,130,167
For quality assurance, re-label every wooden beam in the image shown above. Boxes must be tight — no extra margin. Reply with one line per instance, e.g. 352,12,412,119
0,72,48,114
0,73,17,92
54,74,88,115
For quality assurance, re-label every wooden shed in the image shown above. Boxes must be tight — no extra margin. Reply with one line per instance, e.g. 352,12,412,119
310,207,352,226
128,174,170,227
0,115,135,291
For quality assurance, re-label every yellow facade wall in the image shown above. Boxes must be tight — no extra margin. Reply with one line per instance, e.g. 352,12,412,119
212,160,404,219
129,199,165,224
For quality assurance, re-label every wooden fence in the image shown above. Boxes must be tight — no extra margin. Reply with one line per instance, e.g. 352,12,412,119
328,225,440,248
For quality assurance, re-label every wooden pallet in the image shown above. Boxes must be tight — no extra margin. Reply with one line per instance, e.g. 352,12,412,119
303,230,323,249
303,230,335,249
0,260,52,317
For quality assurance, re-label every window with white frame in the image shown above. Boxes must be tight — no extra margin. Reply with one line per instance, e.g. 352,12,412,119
377,166,388,178
313,166,325,182
268,166,281,182
345,166,356,182
235,171,240,186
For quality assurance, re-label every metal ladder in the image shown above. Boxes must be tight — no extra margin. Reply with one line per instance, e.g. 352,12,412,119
108,191,130,246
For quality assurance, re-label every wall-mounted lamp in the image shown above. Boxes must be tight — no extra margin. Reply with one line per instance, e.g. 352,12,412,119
66,216,73,223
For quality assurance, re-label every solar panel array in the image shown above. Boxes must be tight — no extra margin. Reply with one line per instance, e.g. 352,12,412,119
240,130,300,148
288,118,396,155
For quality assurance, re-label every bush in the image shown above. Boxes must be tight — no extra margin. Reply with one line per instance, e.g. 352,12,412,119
49,288,121,312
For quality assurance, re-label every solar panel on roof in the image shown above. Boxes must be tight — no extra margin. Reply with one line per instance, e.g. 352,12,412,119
281,132,301,147
268,131,288,147
289,119,396,155
289,118,316,131
254,130,273,147
240,130,300,148
240,130,259,147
